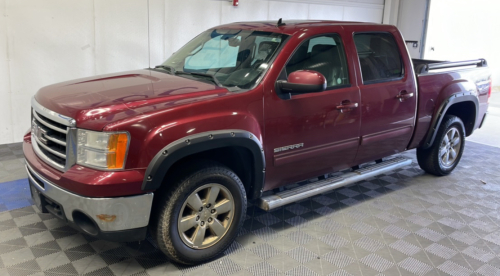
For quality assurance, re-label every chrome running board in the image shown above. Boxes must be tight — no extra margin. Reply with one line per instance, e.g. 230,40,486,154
258,157,412,211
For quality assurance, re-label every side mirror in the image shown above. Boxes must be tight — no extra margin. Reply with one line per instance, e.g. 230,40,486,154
277,70,326,94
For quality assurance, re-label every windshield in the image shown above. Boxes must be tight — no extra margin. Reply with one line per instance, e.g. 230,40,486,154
160,29,288,89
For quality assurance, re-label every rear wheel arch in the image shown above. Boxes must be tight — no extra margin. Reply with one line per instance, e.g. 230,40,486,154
444,101,476,136
422,93,478,149
142,130,265,200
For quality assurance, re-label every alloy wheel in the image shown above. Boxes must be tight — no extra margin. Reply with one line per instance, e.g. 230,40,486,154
177,183,235,249
439,126,461,168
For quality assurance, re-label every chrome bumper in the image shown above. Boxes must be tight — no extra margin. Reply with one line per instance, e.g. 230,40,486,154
26,162,153,232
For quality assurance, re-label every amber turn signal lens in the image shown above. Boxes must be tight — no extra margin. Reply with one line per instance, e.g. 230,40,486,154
107,133,129,169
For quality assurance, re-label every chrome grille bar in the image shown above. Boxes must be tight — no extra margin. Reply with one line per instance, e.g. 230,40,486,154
32,134,66,159
32,138,65,171
42,134,66,146
31,98,76,172
31,98,76,127
32,111,68,134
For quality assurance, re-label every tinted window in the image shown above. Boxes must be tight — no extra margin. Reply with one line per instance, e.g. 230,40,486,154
286,34,349,88
353,33,403,83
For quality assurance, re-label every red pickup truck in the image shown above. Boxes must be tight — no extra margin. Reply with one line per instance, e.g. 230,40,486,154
23,20,491,264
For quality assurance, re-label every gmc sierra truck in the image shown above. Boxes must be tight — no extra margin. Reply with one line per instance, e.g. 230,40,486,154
23,20,491,264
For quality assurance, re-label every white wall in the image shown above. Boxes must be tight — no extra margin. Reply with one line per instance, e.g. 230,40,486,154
0,0,384,145
382,0,399,25
396,0,427,59
424,0,500,85
0,0,12,143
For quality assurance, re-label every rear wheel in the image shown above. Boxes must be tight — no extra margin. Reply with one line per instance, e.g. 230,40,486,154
417,115,465,176
151,161,246,264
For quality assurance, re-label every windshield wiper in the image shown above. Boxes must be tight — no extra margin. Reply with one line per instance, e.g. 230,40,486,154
175,71,222,87
154,65,176,75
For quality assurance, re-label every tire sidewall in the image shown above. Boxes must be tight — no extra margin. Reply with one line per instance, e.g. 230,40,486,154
165,169,246,263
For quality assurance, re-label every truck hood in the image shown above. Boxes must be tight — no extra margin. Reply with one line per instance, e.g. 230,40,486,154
34,69,229,130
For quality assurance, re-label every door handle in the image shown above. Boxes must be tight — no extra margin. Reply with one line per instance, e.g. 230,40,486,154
396,90,414,102
336,101,358,113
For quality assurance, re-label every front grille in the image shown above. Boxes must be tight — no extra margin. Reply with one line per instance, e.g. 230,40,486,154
31,99,76,171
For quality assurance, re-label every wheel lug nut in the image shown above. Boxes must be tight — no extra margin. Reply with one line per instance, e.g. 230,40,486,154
200,221,205,226
206,203,211,208
211,209,216,214
208,218,213,223
196,216,200,221
199,207,203,212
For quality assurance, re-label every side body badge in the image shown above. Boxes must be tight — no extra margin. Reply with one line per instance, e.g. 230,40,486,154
274,143,304,153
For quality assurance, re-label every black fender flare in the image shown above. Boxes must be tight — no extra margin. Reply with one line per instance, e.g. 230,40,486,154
422,92,478,149
141,129,266,199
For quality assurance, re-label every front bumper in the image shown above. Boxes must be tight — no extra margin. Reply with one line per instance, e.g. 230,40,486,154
26,162,153,242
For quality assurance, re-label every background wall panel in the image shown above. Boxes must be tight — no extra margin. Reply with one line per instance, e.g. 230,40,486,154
0,0,13,144
343,6,383,22
0,0,384,144
308,4,344,21
148,0,166,66
268,1,309,21
94,0,149,74
164,0,222,58
5,0,95,142
221,0,269,25
352,0,384,4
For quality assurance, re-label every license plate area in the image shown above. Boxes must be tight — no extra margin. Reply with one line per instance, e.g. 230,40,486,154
29,180,44,212
28,179,66,220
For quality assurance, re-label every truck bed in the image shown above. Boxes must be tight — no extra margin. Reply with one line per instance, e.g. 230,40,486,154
408,58,491,149
412,58,487,74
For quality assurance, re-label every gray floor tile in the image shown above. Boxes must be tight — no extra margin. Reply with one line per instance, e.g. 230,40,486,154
0,141,499,275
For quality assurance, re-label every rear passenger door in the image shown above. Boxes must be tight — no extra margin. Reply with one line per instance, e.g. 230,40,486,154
350,31,417,164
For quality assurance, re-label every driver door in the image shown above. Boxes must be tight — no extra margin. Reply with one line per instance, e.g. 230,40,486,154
263,33,361,190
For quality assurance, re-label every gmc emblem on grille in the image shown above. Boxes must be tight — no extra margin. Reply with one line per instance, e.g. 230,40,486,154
32,121,49,145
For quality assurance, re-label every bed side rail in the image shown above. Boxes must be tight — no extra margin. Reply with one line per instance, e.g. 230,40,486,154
415,59,487,74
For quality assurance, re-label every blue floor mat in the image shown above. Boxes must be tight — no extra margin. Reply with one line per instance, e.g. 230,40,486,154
0,178,33,212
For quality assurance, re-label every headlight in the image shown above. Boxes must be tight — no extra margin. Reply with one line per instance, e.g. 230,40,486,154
76,129,130,170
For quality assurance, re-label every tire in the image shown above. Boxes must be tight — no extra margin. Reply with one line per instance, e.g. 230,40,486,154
417,115,465,176
151,161,247,265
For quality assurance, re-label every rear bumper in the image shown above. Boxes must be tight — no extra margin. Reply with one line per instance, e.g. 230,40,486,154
26,162,153,242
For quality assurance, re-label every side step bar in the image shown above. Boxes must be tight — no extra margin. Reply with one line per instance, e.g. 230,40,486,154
258,157,412,211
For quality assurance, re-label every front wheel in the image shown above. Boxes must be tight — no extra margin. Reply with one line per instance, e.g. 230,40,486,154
417,115,465,176
151,161,247,265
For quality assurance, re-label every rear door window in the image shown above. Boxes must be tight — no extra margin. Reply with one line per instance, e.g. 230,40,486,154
353,33,403,83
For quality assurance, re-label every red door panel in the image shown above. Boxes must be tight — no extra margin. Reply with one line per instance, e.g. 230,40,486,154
355,80,417,163
345,28,417,164
264,86,360,190
262,30,361,190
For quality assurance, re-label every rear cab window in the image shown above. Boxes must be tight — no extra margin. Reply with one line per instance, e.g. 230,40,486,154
353,33,404,84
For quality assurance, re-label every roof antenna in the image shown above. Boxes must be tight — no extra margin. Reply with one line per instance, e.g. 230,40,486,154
277,18,286,27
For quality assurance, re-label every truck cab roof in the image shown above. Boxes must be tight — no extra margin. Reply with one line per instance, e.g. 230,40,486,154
217,20,383,35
